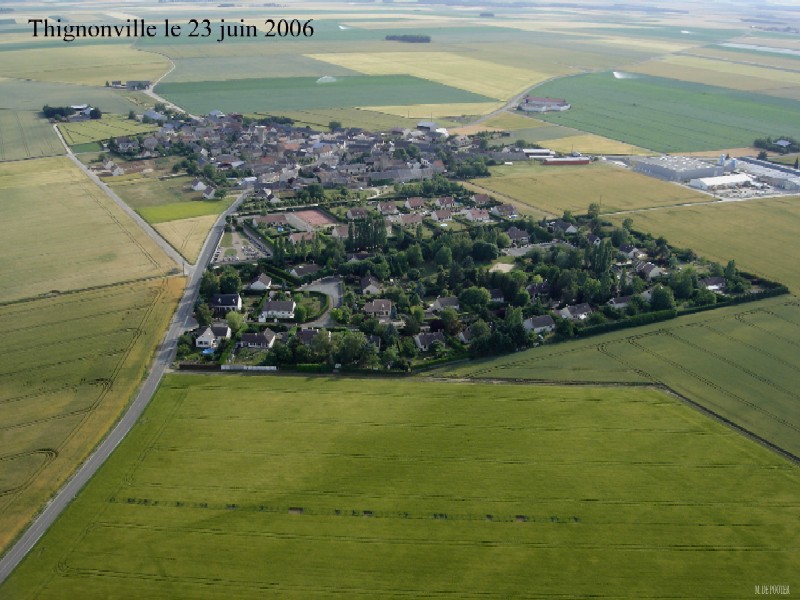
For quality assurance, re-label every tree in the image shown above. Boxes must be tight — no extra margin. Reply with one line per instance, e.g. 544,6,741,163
587,202,600,220
669,268,696,300
295,304,308,323
757,150,768,161
650,285,676,311
200,270,220,298
329,120,342,131
218,267,241,294
90,108,102,120
195,302,213,327
622,217,634,231
440,307,461,336
226,311,244,333
435,246,453,268
459,286,490,311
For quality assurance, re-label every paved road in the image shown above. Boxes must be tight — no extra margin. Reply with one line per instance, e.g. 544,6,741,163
0,134,246,585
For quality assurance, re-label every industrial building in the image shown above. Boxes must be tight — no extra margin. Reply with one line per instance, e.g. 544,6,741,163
737,157,800,192
689,173,753,190
630,155,725,182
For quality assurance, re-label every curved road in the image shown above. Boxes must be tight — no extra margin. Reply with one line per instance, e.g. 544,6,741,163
0,129,245,585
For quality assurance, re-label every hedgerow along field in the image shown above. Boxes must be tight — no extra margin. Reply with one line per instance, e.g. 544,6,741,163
155,75,493,115
531,72,800,152
439,296,800,459
0,157,175,302
469,161,709,217
0,110,63,161
0,277,183,554
2,375,797,599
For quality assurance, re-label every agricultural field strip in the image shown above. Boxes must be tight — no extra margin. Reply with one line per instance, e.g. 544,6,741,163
4,375,796,599
530,73,800,152
0,283,168,432
305,52,544,100
0,277,183,554
0,111,63,161
449,300,800,456
58,118,158,146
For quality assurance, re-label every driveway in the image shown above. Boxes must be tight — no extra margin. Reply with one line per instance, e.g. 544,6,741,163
300,276,343,328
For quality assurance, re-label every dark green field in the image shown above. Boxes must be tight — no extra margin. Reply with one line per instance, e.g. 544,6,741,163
2,375,797,599
156,75,492,114
531,72,800,151
440,297,800,459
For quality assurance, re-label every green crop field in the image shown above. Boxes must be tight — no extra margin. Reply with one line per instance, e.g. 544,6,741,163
0,110,63,161
439,297,800,458
156,75,492,114
0,78,148,115
470,161,708,217
0,277,183,554
2,375,797,599
58,115,158,147
531,72,800,152
0,157,175,302
612,196,800,293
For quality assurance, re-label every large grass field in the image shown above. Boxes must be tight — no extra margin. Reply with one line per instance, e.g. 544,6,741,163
439,296,800,459
1,375,797,599
307,51,543,100
0,277,183,554
531,72,800,152
469,161,709,217
58,115,158,147
0,45,170,86
628,55,800,100
0,110,63,161
0,157,175,302
0,78,148,118
156,75,492,115
612,196,800,293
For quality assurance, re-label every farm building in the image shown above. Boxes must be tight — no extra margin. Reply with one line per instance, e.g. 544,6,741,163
631,156,723,182
542,157,591,166
519,96,571,113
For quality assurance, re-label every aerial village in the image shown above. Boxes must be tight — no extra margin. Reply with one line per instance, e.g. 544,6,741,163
89,104,791,371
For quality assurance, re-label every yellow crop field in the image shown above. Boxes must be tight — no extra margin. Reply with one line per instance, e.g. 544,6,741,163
535,133,650,155
686,47,800,72
0,277,183,553
471,161,709,217
360,102,503,119
0,110,64,161
481,111,549,130
58,115,158,146
611,196,800,293
629,55,800,97
0,45,170,86
153,214,216,263
0,157,174,302
307,52,543,100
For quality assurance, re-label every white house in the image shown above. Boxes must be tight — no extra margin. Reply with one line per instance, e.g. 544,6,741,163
248,274,272,291
259,300,296,321
523,315,556,334
558,303,593,321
